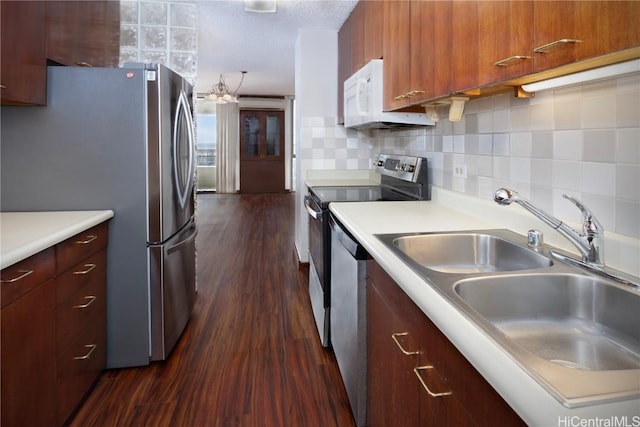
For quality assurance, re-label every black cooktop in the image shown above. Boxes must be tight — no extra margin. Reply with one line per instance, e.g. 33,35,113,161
309,185,383,204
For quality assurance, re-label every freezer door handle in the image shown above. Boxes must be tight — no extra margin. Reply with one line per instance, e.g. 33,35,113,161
167,223,197,255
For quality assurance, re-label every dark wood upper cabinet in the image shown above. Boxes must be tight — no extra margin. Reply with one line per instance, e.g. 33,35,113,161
45,1,121,67
0,1,47,105
532,1,640,73
382,0,412,111
384,0,453,110
353,0,640,112
452,1,533,94
1,1,120,106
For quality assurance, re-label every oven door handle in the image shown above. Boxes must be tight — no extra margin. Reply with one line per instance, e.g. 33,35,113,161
304,196,322,220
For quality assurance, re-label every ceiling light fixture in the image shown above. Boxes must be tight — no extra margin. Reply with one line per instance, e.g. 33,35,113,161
521,59,640,93
206,71,247,103
244,0,276,13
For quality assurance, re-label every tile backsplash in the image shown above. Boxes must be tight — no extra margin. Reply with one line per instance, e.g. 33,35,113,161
299,73,639,240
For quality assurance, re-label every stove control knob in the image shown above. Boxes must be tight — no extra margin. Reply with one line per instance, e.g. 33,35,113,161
408,165,415,173
377,160,384,167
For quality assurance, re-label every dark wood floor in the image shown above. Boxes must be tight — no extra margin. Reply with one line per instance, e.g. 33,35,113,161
70,193,355,427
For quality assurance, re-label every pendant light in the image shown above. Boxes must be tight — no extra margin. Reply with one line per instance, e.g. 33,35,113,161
206,71,247,104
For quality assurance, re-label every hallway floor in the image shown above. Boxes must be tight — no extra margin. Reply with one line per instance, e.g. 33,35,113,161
70,193,355,427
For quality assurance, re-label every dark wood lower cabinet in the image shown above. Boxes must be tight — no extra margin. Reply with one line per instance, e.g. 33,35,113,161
1,279,57,427
367,259,525,426
1,222,109,426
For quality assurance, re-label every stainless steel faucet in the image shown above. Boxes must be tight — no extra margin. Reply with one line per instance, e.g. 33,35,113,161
493,188,604,265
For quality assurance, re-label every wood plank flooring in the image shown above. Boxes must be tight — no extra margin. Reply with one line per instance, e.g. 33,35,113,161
69,193,355,427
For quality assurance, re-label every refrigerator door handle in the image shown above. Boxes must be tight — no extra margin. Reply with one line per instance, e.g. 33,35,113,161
173,90,195,210
166,223,197,255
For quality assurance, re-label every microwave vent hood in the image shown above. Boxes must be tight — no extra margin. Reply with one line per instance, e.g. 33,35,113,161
343,59,434,129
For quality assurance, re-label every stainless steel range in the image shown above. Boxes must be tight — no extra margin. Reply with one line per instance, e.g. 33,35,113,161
305,154,429,347
304,153,429,425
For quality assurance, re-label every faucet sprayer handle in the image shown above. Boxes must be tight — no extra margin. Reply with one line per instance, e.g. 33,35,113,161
562,194,604,265
562,194,603,235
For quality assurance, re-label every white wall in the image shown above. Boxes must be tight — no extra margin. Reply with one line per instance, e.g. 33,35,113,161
294,29,338,262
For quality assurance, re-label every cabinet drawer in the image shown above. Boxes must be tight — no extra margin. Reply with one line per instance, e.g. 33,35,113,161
56,263,106,349
1,247,55,309
56,222,108,275
56,305,106,426
56,249,106,305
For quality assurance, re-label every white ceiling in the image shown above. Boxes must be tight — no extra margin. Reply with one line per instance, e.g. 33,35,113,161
195,0,357,98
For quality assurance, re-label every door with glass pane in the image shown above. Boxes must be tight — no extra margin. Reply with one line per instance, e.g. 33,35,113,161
239,110,285,193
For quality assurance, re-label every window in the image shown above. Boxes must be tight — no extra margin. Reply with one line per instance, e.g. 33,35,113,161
196,113,216,166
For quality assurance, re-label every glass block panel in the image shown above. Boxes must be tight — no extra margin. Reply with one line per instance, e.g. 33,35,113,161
141,26,167,50
170,28,196,51
141,1,167,25
170,52,196,75
120,25,138,49
120,1,139,24
170,2,197,27
142,50,167,64
119,49,140,65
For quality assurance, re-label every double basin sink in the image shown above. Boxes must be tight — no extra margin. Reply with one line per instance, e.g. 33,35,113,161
376,229,640,408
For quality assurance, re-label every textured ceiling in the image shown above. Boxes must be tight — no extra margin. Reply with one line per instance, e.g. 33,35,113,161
196,0,357,98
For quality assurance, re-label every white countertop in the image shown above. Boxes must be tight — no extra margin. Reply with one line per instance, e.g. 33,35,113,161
329,188,640,426
1,210,114,269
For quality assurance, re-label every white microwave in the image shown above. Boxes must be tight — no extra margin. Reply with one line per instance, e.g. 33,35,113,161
343,59,434,129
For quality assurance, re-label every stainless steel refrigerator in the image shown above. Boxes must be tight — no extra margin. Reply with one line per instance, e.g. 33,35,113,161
1,64,197,368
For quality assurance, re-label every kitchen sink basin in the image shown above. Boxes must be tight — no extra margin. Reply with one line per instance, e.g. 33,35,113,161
454,273,640,406
378,230,552,274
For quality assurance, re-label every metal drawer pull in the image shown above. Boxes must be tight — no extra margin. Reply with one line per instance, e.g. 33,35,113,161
73,295,97,309
394,94,409,101
406,90,425,97
73,263,96,275
534,38,582,53
414,366,453,397
76,235,98,244
391,332,419,356
74,344,97,360
494,55,531,67
1,269,34,283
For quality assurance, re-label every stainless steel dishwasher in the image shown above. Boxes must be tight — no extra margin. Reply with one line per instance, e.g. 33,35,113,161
329,214,368,427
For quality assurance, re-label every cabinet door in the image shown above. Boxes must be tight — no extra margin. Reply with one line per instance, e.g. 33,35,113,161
409,0,452,104
350,2,366,72
384,0,453,109
337,13,352,124
1,279,57,426
533,1,640,72
0,1,46,105
368,267,420,427
452,1,533,93
46,1,120,67
383,0,412,111
368,260,525,426
363,0,384,66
